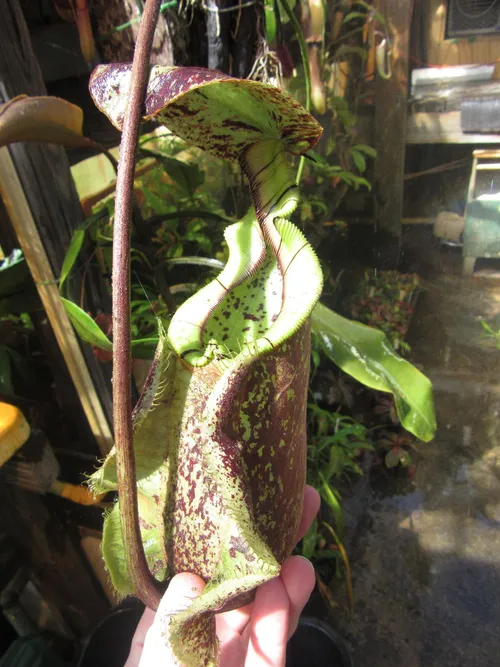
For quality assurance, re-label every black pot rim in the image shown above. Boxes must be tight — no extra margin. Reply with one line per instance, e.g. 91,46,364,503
295,616,353,667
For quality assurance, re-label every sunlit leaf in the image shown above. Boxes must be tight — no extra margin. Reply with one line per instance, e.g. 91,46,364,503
59,231,84,293
311,302,437,442
265,4,277,43
61,298,112,351
318,472,345,539
59,210,108,293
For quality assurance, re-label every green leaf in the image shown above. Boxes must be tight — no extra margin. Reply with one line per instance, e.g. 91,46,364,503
0,248,23,273
353,144,377,159
60,209,108,292
480,319,495,335
318,472,345,539
131,337,159,359
265,4,277,43
276,0,296,24
59,230,84,292
356,0,385,24
301,518,318,560
351,150,366,173
385,447,412,469
335,45,368,62
338,171,372,190
61,298,112,351
311,302,437,442
140,149,204,196
342,11,367,23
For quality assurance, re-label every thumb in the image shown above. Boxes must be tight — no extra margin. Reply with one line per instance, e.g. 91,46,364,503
138,573,206,666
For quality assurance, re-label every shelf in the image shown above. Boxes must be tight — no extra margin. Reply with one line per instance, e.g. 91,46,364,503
407,111,500,145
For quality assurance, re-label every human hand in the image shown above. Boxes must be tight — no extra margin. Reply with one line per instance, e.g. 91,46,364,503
125,484,320,667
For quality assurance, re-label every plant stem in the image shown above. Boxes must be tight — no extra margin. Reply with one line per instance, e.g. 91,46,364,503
112,0,163,611
84,138,120,173
280,0,311,186
323,520,354,617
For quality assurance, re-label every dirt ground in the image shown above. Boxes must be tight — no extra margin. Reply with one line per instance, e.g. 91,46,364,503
333,238,500,667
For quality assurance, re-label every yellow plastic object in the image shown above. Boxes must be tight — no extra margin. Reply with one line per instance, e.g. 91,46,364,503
49,480,107,506
0,402,31,468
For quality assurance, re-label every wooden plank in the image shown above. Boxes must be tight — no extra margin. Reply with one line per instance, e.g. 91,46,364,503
0,148,114,455
0,0,114,454
0,484,109,637
477,163,500,170
474,149,500,159
401,217,435,224
426,0,500,80
411,80,500,110
373,0,411,266
407,111,500,144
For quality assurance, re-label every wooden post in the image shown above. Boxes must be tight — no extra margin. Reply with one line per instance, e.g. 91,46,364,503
0,0,113,455
0,484,109,637
373,0,411,268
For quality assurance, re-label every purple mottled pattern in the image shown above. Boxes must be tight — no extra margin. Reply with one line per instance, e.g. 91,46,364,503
145,67,231,116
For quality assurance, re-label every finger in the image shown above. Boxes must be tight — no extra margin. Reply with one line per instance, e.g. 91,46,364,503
219,485,320,644
220,485,320,642
280,555,315,638
245,576,289,667
295,485,321,544
125,608,155,667
216,602,253,639
138,573,206,666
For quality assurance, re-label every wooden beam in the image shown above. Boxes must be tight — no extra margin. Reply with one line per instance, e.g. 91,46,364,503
474,149,500,159
0,0,113,454
401,217,434,224
411,80,500,108
0,484,109,637
0,148,113,455
373,0,411,267
407,111,500,144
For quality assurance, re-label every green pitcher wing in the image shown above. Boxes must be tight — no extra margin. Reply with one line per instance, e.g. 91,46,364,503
89,326,175,493
90,328,182,595
102,497,169,597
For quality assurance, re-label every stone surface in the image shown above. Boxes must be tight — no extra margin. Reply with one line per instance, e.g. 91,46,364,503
336,260,500,667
